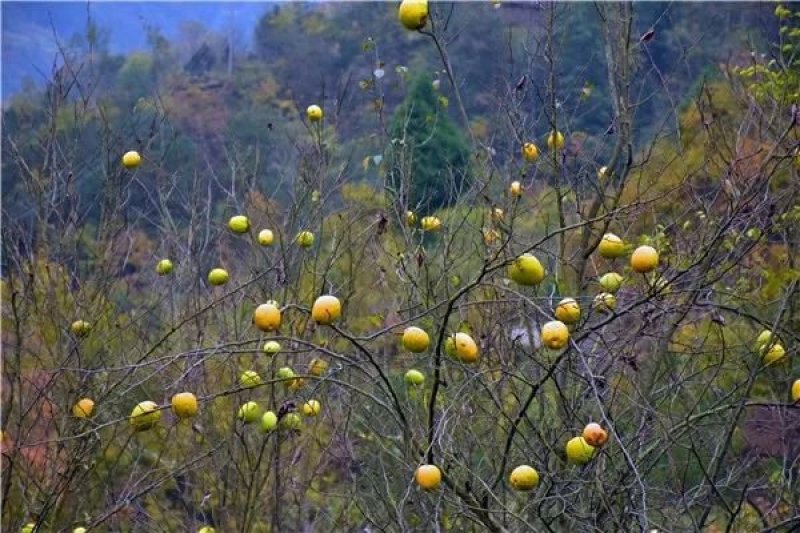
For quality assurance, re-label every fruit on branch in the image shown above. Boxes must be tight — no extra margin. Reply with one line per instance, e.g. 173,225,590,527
261,411,278,432
597,166,609,180
554,298,581,325
547,130,565,151
73,528,87,533
207,268,229,286
258,229,274,246
197,526,216,533
509,253,545,286
21,523,36,533
593,292,617,313
228,215,250,234
541,321,569,350
308,358,328,376
565,436,596,465
156,259,173,275
72,398,95,418
761,343,786,365
598,233,626,259
398,0,428,30
483,228,500,245
295,231,315,248
171,393,199,419
755,329,773,349
598,272,623,293
415,464,442,490
792,379,800,403
453,332,479,363
281,412,302,430
238,401,261,424
405,210,418,226
402,326,430,353
71,320,92,337
263,340,281,355
405,369,425,386
421,216,442,232
239,370,262,389
302,399,322,417
312,295,342,325
253,302,281,332
522,142,540,162
631,245,659,273
306,104,323,122
276,367,296,387
509,465,540,491
492,208,504,222
129,401,161,431
582,423,608,447
122,150,142,169
510,180,523,197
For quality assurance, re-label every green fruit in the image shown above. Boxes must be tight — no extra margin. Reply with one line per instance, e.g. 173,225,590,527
70,320,92,337
260,411,278,432
280,412,302,430
239,370,262,389
598,272,623,293
207,268,229,286
237,401,261,424
228,215,250,234
565,436,596,465
276,367,295,386
404,369,425,386
129,401,161,431
508,253,545,286
755,329,773,348
262,341,281,355
295,231,315,248
156,259,174,275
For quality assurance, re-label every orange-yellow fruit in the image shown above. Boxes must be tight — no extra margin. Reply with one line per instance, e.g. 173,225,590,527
72,398,95,418
761,343,786,365
510,181,523,197
308,358,328,376
630,245,659,273
554,298,581,324
522,142,539,162
122,150,142,169
402,326,430,353
582,422,608,447
421,216,442,232
509,465,539,491
598,233,626,259
253,302,281,332
415,464,442,490
306,104,323,122
398,0,428,30
453,332,479,363
540,321,569,350
312,295,342,325
547,130,565,150
171,392,199,419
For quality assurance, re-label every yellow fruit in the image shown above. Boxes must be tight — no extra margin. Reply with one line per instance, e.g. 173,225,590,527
792,379,800,403
312,295,342,325
421,216,442,232
554,298,581,324
509,465,539,491
510,180,523,197
582,422,608,447
21,523,36,533
228,215,250,234
415,464,441,490
72,398,95,418
263,340,281,355
207,268,229,286
295,230,315,247
492,208,504,222
598,233,626,259
547,130,565,150
508,253,545,286
521,142,539,162
483,228,500,245
253,302,281,332
237,401,261,424
453,332,479,363
70,320,91,337
260,411,278,433
122,150,142,169
402,326,430,353
598,272,623,293
240,370,262,389
306,104,323,122
565,436,595,465
405,210,418,226
171,392,199,419
129,401,161,431
289,377,307,391
156,259,173,275
73,528,87,533
198,527,216,533
755,329,773,349
405,369,425,385
302,399,321,417
258,229,274,246
308,358,328,376
631,245,659,273
540,320,569,350
398,0,428,30
761,343,786,365
593,292,617,313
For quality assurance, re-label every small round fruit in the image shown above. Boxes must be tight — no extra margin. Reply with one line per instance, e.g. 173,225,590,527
260,411,278,432
207,268,229,286
762,343,786,365
71,320,92,337
565,436,596,465
521,142,539,162
510,180,523,197
593,292,617,313
415,464,442,490
598,272,624,293
792,379,800,403
508,253,545,286
541,321,569,350
263,340,281,355
483,228,500,245
281,412,302,430
276,367,295,386
237,401,261,424
402,326,430,353
72,398,95,418
755,329,773,349
421,216,442,232
582,422,608,447
312,295,342,325
129,401,161,431
598,233,626,259
631,245,659,273
240,370,262,389
554,298,581,325
289,378,307,391
253,302,281,332
547,130,565,151
302,399,321,417
122,150,142,169
308,358,328,376
73,528,87,533
405,210,418,226
228,215,250,234
306,104,323,122
198,527,216,533
405,369,425,386
258,229,274,246
171,392,199,419
295,230,315,248
398,0,428,30
453,332,479,363
156,259,173,275
21,523,36,533
509,465,539,491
